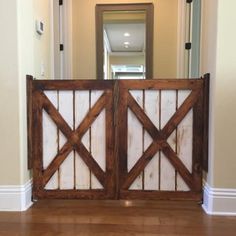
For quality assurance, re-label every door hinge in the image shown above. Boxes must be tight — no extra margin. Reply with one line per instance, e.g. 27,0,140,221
60,44,64,51
186,0,193,3
185,42,192,50
59,0,63,6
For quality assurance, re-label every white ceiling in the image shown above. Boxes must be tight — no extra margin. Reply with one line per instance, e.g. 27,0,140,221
104,23,145,53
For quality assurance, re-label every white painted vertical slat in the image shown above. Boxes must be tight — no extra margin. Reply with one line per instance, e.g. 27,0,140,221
177,90,192,191
144,90,159,190
74,91,90,190
59,91,74,190
128,90,143,190
43,91,58,190
91,90,105,189
160,90,176,191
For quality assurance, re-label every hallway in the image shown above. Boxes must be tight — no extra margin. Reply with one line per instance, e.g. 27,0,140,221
0,200,236,235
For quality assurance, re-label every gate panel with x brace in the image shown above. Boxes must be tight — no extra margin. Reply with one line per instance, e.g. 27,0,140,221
27,75,209,201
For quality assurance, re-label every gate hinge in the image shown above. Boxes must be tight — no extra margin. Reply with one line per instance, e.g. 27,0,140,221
59,0,63,6
60,44,64,51
186,0,193,3
185,42,192,50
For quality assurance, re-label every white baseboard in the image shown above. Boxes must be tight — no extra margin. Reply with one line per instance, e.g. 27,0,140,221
202,182,236,216
0,179,33,211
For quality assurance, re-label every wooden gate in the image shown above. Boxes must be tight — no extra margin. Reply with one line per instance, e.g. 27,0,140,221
27,75,209,200
28,80,115,199
117,78,209,200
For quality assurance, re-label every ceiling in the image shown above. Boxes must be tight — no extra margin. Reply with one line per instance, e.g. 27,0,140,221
104,23,145,54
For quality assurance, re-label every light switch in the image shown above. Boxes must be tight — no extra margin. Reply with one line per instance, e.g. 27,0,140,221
41,62,45,76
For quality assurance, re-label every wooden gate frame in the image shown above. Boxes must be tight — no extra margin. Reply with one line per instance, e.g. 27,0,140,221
27,74,209,200
116,76,209,200
28,79,115,199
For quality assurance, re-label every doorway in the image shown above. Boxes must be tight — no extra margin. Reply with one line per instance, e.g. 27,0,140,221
53,1,201,79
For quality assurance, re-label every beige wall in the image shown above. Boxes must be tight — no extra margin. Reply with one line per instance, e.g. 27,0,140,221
33,0,52,79
213,0,236,188
0,0,21,185
201,0,236,188
72,0,178,79
109,55,145,65
18,0,35,184
0,0,52,185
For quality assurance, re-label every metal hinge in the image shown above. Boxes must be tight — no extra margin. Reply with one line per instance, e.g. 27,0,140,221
59,0,63,6
185,42,192,50
60,44,64,51
186,0,193,3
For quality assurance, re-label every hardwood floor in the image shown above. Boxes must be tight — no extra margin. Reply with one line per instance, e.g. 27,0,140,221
0,200,236,235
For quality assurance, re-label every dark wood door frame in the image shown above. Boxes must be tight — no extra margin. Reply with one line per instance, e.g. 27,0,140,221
95,3,154,80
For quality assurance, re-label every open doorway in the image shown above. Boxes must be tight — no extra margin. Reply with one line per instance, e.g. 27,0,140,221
56,0,201,79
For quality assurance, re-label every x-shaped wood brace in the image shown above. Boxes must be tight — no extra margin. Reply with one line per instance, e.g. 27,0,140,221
37,91,108,188
122,88,201,190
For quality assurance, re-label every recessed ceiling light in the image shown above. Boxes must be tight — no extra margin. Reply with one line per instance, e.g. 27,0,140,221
124,32,130,37
124,45,129,48
124,41,130,45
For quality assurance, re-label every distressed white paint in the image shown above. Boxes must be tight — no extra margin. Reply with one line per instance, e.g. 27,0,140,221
128,90,143,190
74,91,90,190
59,91,74,190
43,91,58,190
91,90,105,189
42,88,194,193
144,90,159,190
177,90,192,191
160,90,176,191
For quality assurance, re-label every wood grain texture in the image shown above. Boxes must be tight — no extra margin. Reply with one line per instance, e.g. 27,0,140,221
32,81,115,199
202,74,210,171
1,200,235,236
119,79,203,90
192,87,204,192
117,79,204,200
117,85,128,193
160,90,176,191
128,90,143,190
74,91,90,190
41,92,107,188
91,90,105,189
144,90,159,190
32,90,44,199
30,78,206,200
58,91,74,190
43,91,58,190
26,75,33,169
33,79,114,90
105,89,116,198
177,90,192,191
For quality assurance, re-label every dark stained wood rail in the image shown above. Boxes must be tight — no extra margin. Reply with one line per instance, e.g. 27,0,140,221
117,78,207,200
27,76,209,201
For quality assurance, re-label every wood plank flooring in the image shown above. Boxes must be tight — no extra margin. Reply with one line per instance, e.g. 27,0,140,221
0,200,236,235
